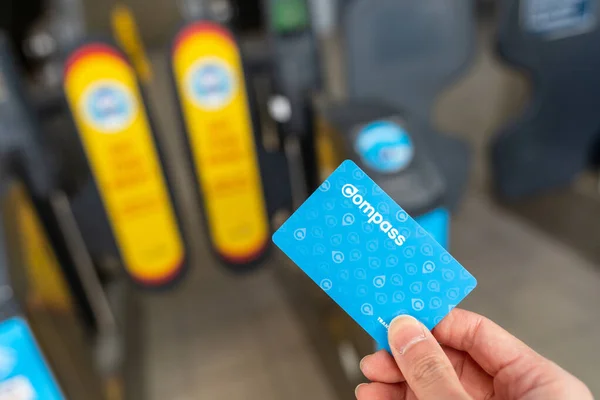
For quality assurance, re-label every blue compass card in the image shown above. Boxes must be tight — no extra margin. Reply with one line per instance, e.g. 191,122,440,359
272,160,477,351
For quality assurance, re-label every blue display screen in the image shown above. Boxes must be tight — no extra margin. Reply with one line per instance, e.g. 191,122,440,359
0,318,64,399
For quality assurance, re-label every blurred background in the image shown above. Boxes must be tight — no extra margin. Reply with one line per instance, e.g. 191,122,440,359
0,0,599,398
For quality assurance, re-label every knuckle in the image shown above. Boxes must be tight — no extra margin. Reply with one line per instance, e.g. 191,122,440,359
410,353,452,388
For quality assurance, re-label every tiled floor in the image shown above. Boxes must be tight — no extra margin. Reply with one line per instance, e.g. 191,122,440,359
138,11,600,400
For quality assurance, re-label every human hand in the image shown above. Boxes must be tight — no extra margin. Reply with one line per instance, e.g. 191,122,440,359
357,309,593,400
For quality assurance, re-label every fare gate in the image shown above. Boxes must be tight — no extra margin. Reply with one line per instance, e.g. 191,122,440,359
62,41,189,287
492,0,600,199
0,32,107,399
169,13,293,269
0,179,106,400
341,0,474,212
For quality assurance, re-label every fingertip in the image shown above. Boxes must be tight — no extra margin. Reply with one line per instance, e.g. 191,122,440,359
388,315,427,356
356,382,408,399
389,315,425,337
359,355,370,372
387,315,469,399
359,351,383,374
355,383,368,398
359,350,406,383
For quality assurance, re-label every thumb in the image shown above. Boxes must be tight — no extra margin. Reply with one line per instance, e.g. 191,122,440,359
388,315,471,400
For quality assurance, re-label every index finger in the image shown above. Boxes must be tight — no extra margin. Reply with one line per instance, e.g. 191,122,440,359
432,308,541,377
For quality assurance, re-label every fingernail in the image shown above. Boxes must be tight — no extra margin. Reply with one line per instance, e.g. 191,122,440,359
355,383,367,398
359,355,369,371
388,315,427,356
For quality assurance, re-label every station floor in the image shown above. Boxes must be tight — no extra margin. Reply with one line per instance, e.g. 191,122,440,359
136,17,600,399
139,194,600,399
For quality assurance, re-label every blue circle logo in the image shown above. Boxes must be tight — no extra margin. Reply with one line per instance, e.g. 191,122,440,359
355,120,414,173
82,80,136,133
186,57,235,110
